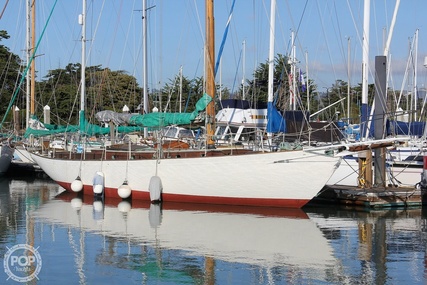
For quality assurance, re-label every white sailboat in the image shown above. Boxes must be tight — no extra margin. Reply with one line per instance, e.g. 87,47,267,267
30,0,341,208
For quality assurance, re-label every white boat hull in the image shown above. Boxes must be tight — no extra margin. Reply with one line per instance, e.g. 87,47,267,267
31,150,340,208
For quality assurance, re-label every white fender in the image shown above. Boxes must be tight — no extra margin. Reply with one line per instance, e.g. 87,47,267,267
148,203,162,228
93,171,105,195
70,198,83,210
117,201,131,213
71,176,83,192
92,200,104,222
118,181,132,199
149,176,163,202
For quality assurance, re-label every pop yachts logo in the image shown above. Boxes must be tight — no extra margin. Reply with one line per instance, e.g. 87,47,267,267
3,244,42,283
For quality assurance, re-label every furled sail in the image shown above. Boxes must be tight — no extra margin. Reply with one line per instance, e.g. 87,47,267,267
97,93,212,128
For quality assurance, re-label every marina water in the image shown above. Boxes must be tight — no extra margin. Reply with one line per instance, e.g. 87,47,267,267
0,174,426,284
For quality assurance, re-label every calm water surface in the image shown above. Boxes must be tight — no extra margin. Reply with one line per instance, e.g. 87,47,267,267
0,175,426,284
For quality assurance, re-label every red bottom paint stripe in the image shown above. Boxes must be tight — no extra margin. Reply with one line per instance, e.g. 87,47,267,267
57,181,309,209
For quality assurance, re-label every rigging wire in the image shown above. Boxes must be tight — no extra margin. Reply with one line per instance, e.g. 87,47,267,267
0,0,59,127
284,0,308,50
230,47,243,96
0,0,9,20
183,49,203,113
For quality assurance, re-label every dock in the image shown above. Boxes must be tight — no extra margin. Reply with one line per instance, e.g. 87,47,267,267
313,185,426,208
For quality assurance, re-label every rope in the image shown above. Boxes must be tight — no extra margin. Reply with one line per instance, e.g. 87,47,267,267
358,159,367,187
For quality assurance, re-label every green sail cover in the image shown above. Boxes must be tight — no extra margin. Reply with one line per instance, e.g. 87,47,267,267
129,93,212,127
24,123,79,137
23,122,145,138
23,94,211,137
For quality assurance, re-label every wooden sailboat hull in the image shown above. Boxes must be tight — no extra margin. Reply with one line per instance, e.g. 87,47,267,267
31,150,340,208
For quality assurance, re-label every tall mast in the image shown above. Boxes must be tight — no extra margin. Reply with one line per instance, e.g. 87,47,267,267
25,0,31,128
361,0,369,107
361,0,370,139
266,0,276,139
267,0,275,104
347,37,351,122
79,0,86,132
242,40,245,100
413,29,418,121
291,30,296,111
363,0,399,137
142,0,148,137
205,0,215,148
305,51,309,114
383,0,400,57
30,0,36,118
179,66,183,113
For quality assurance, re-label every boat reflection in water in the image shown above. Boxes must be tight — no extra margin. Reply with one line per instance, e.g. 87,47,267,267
34,192,336,284
33,192,427,284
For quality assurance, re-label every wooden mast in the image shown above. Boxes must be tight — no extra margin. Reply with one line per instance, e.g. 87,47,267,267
205,1,216,279
205,0,215,148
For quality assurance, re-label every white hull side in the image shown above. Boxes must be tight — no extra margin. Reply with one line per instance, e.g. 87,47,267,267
32,150,340,206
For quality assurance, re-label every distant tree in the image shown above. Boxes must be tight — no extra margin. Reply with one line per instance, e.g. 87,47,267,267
162,74,200,113
322,80,348,120
87,67,141,114
159,73,230,113
38,64,141,125
0,30,24,126
246,54,291,104
38,63,80,124
245,53,314,112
